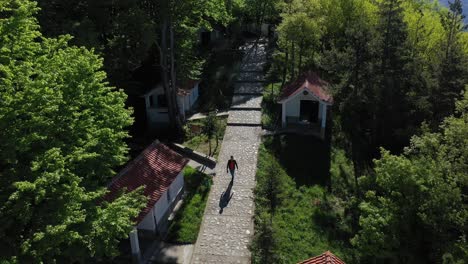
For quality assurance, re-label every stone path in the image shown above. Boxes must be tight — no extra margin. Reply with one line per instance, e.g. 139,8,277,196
191,41,267,264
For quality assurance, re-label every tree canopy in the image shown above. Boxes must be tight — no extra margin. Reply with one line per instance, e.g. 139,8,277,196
0,1,146,262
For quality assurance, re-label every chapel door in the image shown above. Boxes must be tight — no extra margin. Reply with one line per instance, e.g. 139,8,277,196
300,100,319,123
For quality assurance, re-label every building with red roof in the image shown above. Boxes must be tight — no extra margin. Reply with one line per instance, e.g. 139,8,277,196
105,140,188,261
278,71,333,139
298,251,345,264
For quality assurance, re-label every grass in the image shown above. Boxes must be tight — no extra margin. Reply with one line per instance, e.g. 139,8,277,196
182,116,227,159
261,82,282,129
252,140,354,263
166,167,212,244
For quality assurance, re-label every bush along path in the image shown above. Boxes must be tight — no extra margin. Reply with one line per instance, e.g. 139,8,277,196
190,40,267,264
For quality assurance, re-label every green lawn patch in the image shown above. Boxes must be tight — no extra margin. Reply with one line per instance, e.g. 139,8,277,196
166,167,212,244
261,82,282,129
251,143,354,263
182,116,227,159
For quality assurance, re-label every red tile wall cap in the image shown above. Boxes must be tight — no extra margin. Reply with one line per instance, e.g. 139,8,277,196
298,251,345,264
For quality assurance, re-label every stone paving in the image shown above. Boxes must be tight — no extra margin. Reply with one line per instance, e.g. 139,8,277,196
233,83,264,95
237,72,266,82
231,95,263,110
191,41,267,264
227,110,262,125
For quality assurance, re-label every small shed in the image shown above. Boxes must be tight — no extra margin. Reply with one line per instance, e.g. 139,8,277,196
143,84,170,126
105,141,188,263
177,79,200,119
298,251,345,264
143,80,200,127
278,72,333,138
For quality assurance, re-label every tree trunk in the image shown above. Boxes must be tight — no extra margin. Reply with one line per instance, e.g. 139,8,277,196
169,15,183,135
282,46,289,87
290,41,295,81
297,40,304,74
159,0,183,137
208,136,212,156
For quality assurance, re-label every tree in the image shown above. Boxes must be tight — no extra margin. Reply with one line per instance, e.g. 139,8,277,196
154,0,230,136
243,0,282,26
36,0,157,87
277,11,321,80
0,1,146,261
252,211,279,264
36,0,231,136
202,111,218,156
432,0,468,125
352,88,468,263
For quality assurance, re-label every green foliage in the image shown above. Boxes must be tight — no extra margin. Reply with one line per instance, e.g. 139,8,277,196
242,0,283,24
275,0,468,170
184,116,227,158
202,112,218,140
253,144,352,263
170,0,231,82
261,82,282,129
352,88,468,262
0,1,146,261
36,0,157,86
166,167,212,244
251,211,279,263
330,148,356,198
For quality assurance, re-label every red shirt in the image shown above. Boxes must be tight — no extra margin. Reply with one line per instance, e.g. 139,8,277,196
228,160,237,170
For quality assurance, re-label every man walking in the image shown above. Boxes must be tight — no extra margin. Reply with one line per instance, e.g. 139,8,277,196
226,156,238,181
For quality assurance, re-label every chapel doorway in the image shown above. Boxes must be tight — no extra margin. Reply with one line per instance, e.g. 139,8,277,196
300,100,319,123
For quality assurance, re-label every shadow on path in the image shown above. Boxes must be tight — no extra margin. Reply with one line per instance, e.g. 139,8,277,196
219,180,234,214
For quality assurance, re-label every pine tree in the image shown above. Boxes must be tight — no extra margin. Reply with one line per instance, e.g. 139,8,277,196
376,0,413,153
433,0,468,125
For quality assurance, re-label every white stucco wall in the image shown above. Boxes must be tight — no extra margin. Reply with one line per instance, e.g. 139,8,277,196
144,85,170,124
177,96,186,116
177,83,199,115
137,208,156,231
153,171,184,224
169,171,184,200
191,83,199,108
135,170,185,233
284,89,320,117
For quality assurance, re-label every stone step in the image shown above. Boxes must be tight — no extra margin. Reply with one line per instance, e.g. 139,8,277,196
229,107,262,111
226,123,262,127
227,110,261,126
231,95,262,109
233,92,263,96
234,80,267,83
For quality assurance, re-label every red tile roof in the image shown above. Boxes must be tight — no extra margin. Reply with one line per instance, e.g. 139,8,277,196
105,141,188,223
298,251,345,264
279,71,333,104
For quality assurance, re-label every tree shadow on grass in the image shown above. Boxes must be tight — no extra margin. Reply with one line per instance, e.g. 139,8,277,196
264,134,331,187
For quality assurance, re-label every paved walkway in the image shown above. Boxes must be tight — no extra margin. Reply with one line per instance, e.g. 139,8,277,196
191,41,267,264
